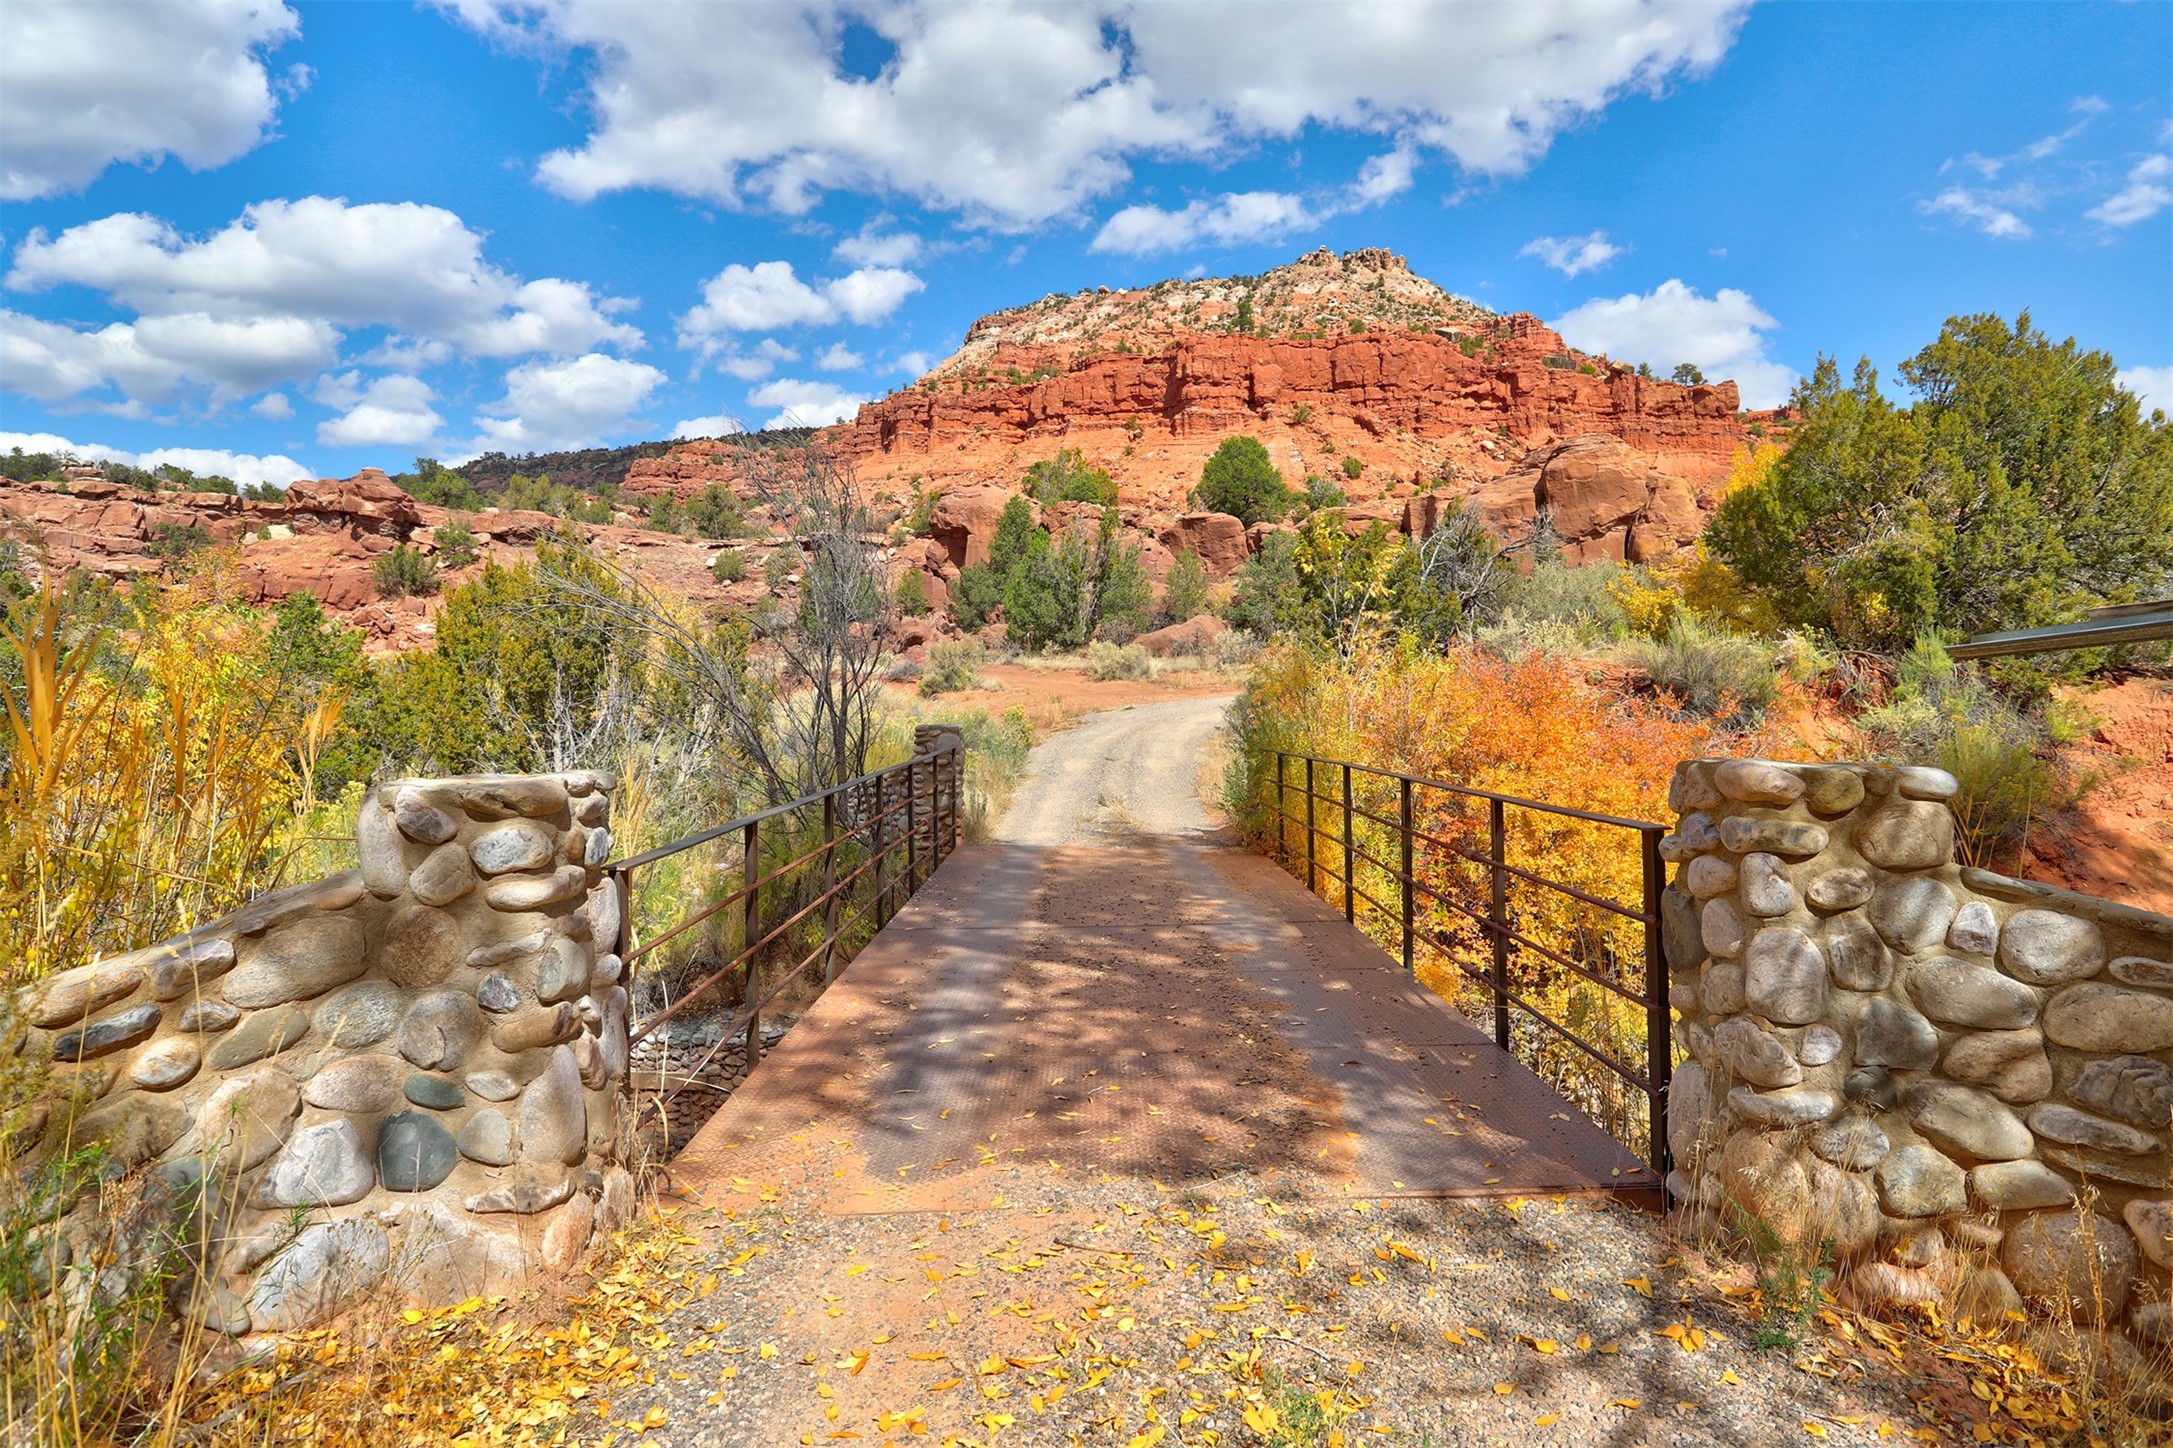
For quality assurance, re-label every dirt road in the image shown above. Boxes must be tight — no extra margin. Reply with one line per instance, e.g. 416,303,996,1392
995,694,1231,846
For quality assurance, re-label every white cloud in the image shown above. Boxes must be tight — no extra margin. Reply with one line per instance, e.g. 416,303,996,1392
251,392,293,419
1922,186,2032,240
1090,146,1416,255
316,374,443,447
449,0,1749,226
679,261,923,356
2120,364,2173,417
1553,278,1795,409
472,352,666,452
0,429,315,489
834,222,924,268
1519,230,1623,277
4,197,641,409
817,342,865,371
747,377,867,429
1094,192,1315,256
670,413,742,440
713,338,802,382
892,350,933,376
0,0,302,201
2088,154,2172,228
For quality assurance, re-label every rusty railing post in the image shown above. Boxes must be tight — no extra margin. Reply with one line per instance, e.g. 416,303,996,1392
874,770,892,930
1643,823,1672,1181
820,791,843,984
1340,762,1355,923
1399,776,1414,976
1274,751,1287,864
1489,797,1510,1052
742,818,762,1069
1304,756,1317,896
905,757,921,894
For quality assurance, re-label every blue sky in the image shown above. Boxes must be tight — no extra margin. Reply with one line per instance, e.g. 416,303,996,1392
1,0,2167,488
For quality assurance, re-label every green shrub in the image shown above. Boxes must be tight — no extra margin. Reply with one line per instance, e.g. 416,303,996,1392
685,484,745,539
1023,448,1117,507
895,570,931,616
434,518,479,568
372,543,439,597
1290,403,1312,426
763,548,795,589
1163,549,1211,623
148,521,213,560
1341,455,1364,481
1619,617,1781,721
1085,640,1151,681
1304,475,1347,511
712,548,747,583
1197,436,1292,525
919,638,987,696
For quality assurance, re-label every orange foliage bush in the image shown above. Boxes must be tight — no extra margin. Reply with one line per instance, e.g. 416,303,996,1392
1230,640,1786,1158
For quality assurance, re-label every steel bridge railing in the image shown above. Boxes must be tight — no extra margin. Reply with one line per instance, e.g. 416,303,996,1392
606,728,965,1127
1265,748,1672,1179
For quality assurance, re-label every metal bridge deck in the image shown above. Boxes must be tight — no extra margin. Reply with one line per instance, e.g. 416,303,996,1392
670,835,1653,1210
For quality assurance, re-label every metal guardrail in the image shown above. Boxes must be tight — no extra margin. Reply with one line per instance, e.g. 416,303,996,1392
1265,748,1672,1177
608,729,965,1128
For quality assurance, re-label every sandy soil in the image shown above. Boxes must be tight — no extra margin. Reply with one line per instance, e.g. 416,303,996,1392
884,661,1246,737
2030,674,2173,915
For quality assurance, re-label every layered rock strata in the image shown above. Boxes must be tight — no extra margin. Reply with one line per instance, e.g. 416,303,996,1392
7,772,632,1337
1663,758,2173,1354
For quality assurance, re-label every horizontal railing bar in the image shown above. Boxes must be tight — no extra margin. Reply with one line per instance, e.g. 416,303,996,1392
610,744,957,871
1491,924,1652,1006
1498,988,1654,1094
1271,749,1662,833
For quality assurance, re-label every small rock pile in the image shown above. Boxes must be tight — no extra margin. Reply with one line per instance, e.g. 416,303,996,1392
6,771,636,1338
1664,758,2173,1369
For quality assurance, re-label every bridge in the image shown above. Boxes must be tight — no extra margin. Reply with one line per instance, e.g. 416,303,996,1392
624,696,1663,1212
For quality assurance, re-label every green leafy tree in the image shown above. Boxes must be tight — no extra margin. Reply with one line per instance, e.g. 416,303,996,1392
1708,313,2173,656
951,495,1038,630
1022,449,1117,506
684,484,745,539
1163,549,1212,623
1197,436,1292,525
1083,509,1151,642
434,518,479,569
404,459,482,510
895,569,931,616
1225,531,1305,637
1672,363,1707,386
1002,529,1082,651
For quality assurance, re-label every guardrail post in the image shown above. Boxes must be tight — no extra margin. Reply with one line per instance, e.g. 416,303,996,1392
820,792,843,984
1304,757,1317,896
906,757,922,894
1340,762,1355,923
1399,776,1414,976
874,771,892,929
1489,797,1510,1052
1274,752,1288,864
742,818,763,1069
1643,823,1672,1182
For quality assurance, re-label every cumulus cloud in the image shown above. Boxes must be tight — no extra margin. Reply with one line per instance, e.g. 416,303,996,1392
892,350,934,377
679,261,922,356
0,0,302,200
1553,278,1795,409
817,342,865,371
670,414,742,440
471,353,666,451
2120,364,2173,417
251,392,293,419
0,429,315,489
1922,186,2033,240
315,373,443,447
1090,147,1416,255
2088,154,2172,228
3,197,640,409
834,223,924,268
1519,230,1623,277
448,0,1749,226
747,377,867,429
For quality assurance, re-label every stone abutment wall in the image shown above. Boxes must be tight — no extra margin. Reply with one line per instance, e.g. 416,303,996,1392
1663,758,2173,1354
6,772,633,1337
